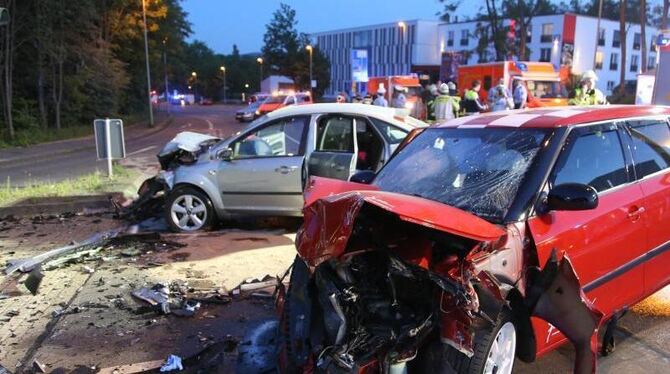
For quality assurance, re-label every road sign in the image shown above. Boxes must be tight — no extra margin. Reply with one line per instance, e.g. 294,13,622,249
94,119,125,178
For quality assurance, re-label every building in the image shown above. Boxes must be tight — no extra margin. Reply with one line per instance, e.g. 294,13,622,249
440,14,659,95
312,20,440,96
312,14,659,96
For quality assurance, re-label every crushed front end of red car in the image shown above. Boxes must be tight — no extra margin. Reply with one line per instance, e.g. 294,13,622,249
276,180,603,374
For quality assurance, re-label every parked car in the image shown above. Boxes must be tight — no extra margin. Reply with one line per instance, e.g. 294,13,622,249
131,103,427,232
235,98,266,122
277,105,670,374
257,92,311,116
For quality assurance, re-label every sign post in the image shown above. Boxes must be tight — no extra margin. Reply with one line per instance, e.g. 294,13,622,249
94,119,126,179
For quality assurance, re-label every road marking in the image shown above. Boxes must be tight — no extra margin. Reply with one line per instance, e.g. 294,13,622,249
206,119,214,130
127,145,157,157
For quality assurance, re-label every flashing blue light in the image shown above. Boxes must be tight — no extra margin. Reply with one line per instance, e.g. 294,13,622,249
516,62,528,72
657,34,670,46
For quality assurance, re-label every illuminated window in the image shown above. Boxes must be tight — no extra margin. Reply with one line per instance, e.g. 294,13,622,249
595,51,604,70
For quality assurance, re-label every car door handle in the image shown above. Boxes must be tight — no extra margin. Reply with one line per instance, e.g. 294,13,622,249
275,166,298,174
627,206,646,218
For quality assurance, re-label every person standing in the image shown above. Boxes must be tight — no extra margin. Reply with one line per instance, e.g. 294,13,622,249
462,80,488,115
434,83,460,121
513,79,528,109
488,78,513,112
392,85,408,109
568,70,608,105
425,84,438,121
373,84,388,107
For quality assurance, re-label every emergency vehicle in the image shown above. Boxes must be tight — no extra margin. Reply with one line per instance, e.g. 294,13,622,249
256,91,312,116
457,61,569,107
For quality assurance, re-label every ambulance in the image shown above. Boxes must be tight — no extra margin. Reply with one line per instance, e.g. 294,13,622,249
457,61,569,107
367,75,424,117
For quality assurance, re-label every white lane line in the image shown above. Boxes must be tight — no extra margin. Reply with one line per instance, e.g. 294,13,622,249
126,145,157,157
206,119,214,130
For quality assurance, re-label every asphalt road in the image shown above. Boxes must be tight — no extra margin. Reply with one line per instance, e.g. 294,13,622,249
0,104,246,187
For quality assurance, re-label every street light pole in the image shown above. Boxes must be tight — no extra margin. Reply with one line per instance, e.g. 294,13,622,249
257,57,264,92
191,71,198,102
220,66,227,104
141,0,154,127
593,0,604,68
306,45,313,95
163,38,170,114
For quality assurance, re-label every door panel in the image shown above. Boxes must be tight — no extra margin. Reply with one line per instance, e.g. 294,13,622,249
308,115,357,180
528,124,647,353
625,119,670,293
218,116,309,214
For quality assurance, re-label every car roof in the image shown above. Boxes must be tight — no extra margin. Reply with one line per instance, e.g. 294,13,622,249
264,103,428,130
436,105,670,129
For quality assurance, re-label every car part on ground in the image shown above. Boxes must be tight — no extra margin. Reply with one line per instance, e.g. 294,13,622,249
277,187,603,374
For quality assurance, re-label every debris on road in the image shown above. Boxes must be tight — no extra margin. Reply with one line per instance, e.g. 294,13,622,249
159,354,183,372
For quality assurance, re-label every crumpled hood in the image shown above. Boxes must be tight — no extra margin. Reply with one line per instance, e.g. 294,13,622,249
297,182,505,267
158,131,220,157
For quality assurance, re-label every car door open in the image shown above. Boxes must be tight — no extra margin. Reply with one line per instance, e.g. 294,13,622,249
308,115,358,180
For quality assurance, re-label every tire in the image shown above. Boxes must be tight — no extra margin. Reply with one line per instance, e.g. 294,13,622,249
411,309,516,374
165,186,215,232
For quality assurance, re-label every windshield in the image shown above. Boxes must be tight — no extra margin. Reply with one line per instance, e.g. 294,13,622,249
265,95,287,104
525,80,568,99
374,127,549,222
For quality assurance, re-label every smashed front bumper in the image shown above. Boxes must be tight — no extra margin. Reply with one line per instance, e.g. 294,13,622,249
115,171,173,221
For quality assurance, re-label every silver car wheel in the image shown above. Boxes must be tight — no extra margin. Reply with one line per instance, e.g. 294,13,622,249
170,194,208,231
483,321,516,374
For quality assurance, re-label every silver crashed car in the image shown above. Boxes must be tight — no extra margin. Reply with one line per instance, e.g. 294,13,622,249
145,103,427,232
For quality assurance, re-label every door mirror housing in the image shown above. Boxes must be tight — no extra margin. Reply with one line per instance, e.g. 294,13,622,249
547,183,598,211
217,148,233,161
349,170,376,184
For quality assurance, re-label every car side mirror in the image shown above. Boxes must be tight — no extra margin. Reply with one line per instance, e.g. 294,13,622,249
349,170,376,184
547,183,598,211
217,148,233,161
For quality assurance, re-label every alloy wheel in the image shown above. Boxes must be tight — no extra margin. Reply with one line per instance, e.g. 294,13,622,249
483,321,516,374
170,194,208,231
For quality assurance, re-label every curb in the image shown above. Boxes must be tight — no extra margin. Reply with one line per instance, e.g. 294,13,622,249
0,116,173,168
0,194,120,218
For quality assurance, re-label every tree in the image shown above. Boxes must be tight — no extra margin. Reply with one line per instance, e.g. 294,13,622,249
664,0,669,29
504,0,556,60
619,0,627,94
640,0,647,73
261,3,330,97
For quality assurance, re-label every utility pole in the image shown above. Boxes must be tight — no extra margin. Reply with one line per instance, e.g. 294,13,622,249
163,38,170,114
257,57,264,92
142,0,154,126
593,0,604,68
220,66,227,104
306,45,313,95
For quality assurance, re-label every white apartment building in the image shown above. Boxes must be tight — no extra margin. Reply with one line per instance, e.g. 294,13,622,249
312,14,659,96
439,13,659,94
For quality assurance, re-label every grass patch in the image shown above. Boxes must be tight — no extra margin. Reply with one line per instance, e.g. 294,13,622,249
0,164,140,207
0,126,94,148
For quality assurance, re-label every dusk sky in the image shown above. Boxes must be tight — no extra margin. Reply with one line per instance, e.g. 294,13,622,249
182,0,481,54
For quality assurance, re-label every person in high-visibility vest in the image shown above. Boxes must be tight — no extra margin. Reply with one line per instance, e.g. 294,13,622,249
569,70,608,106
434,83,461,121
462,80,488,115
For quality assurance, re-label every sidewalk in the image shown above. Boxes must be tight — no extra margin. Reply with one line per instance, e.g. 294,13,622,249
0,114,171,167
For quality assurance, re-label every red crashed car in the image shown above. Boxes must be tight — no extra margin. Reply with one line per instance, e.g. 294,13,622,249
276,106,670,373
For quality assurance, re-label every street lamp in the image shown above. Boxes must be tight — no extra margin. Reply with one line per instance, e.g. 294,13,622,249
163,38,169,114
220,66,227,104
191,72,198,100
141,0,154,126
305,45,313,94
257,57,264,92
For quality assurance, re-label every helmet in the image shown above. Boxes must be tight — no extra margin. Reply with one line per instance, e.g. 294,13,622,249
377,83,387,94
447,81,456,91
439,83,450,94
581,70,598,82
429,84,438,95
